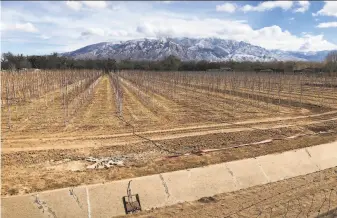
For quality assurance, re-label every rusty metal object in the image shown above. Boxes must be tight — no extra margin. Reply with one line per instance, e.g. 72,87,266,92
122,180,142,214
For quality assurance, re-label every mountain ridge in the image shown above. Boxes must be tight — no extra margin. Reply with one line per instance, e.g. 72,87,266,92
62,37,332,62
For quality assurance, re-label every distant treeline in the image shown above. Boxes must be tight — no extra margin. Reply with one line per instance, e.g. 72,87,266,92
1,52,337,73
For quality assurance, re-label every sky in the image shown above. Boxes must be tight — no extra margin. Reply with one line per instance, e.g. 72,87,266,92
1,1,337,55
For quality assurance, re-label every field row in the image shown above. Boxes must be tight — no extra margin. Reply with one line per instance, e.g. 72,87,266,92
2,70,336,140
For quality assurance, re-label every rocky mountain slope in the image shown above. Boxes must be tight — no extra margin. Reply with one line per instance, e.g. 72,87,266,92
62,37,331,62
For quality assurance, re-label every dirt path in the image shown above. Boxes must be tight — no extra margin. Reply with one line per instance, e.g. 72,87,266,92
2,121,336,196
2,110,336,152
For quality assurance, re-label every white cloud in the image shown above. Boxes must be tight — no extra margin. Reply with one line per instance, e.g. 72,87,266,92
317,22,337,28
66,1,82,11
313,1,337,17
65,1,107,11
2,22,39,33
294,1,310,13
134,17,337,51
216,3,237,13
80,27,129,39
155,1,172,4
242,1,293,12
81,28,105,37
297,34,336,51
136,23,155,36
40,34,50,39
111,5,121,11
240,1,308,13
82,1,107,9
108,30,129,37
251,26,336,51
136,22,175,38
2,1,337,53
15,23,39,32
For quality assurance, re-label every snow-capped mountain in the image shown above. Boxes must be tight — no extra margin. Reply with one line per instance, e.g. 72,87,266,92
62,37,332,62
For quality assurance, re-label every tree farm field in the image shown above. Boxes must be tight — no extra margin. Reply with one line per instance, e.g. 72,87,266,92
1,70,337,196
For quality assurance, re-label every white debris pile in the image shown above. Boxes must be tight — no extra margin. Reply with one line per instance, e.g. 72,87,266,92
86,156,125,169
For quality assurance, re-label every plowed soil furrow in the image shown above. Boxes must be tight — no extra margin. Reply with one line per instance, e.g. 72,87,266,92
165,85,284,121
69,76,123,132
120,76,233,124
119,79,161,129
1,78,93,136
120,79,183,125
166,76,334,110
2,110,336,152
124,78,239,123
140,77,297,117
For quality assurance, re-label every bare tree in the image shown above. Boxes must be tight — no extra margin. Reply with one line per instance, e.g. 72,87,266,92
325,51,337,75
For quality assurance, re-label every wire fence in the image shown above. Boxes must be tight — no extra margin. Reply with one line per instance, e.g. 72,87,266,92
223,185,337,218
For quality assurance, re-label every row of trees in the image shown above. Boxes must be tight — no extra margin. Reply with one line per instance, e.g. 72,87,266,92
120,70,337,115
1,51,337,73
1,69,101,129
325,51,337,73
1,53,117,72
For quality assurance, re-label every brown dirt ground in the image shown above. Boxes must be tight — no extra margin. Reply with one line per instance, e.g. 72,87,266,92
2,74,335,141
1,121,336,196
1,74,337,198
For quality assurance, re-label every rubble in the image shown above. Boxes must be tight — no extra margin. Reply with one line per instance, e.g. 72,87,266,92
86,156,125,169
